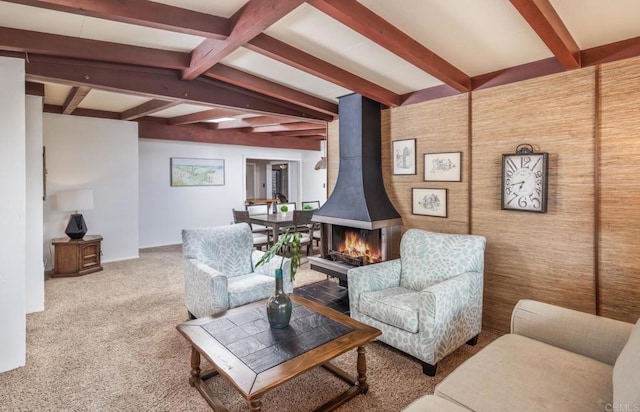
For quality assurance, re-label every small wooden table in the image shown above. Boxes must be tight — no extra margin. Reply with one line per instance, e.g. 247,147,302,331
176,295,381,411
51,235,103,277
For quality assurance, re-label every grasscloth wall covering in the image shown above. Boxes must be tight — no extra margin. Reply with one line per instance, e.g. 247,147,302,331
599,58,640,322
327,56,640,332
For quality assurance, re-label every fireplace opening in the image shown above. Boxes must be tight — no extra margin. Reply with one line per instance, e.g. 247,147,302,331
328,227,382,266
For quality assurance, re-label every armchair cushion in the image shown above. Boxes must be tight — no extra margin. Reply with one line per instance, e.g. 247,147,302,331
399,229,486,291
360,287,420,333
227,273,275,308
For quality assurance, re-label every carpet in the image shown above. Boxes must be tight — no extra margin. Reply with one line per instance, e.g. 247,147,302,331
0,245,499,411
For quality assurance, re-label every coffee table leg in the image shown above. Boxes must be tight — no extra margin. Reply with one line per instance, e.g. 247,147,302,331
190,346,201,387
250,397,262,411
357,345,368,394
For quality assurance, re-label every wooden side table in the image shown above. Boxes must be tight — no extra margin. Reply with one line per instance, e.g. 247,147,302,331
51,235,103,277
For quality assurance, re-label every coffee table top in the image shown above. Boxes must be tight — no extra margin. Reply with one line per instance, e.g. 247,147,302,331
177,295,381,400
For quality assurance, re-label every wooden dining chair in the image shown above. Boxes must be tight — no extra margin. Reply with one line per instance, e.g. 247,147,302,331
232,209,270,250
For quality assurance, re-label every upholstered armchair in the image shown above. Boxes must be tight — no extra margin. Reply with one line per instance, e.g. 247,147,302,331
347,228,486,376
182,223,292,319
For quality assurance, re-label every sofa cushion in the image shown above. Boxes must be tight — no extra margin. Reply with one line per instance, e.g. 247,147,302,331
403,394,471,412
227,274,273,308
359,287,420,333
436,334,613,412
613,319,640,409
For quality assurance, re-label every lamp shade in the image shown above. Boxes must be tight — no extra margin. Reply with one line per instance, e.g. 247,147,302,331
57,189,94,212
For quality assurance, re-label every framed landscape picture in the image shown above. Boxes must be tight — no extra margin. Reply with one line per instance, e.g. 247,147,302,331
393,139,416,175
424,152,462,182
412,188,447,217
170,157,225,186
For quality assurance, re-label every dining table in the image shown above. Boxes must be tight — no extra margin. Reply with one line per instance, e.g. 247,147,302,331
248,213,295,244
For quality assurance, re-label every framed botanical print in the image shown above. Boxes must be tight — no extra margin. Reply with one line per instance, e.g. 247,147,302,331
424,152,461,182
393,139,416,175
412,188,447,217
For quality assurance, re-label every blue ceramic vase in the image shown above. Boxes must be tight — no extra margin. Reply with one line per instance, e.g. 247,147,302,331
266,268,292,328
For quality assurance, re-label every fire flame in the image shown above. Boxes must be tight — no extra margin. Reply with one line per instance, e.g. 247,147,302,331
337,231,381,264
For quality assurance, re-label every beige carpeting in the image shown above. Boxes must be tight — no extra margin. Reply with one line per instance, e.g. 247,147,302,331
0,245,499,411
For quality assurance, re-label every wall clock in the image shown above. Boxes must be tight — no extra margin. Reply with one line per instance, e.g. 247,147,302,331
501,144,548,213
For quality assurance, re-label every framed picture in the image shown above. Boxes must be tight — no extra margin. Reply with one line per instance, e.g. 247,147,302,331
393,139,416,175
423,152,461,182
170,157,225,186
412,188,447,217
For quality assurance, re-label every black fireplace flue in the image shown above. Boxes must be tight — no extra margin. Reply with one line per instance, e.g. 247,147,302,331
309,93,402,285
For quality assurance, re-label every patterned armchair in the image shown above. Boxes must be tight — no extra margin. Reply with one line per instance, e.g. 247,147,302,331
182,223,292,319
347,228,486,376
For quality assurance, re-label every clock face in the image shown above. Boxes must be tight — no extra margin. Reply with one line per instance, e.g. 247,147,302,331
501,153,548,212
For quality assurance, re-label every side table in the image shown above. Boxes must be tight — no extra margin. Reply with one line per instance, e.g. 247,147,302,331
51,235,103,277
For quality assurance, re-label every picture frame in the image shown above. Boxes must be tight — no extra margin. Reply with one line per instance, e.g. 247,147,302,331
423,152,461,182
412,188,448,218
170,157,225,187
392,139,416,175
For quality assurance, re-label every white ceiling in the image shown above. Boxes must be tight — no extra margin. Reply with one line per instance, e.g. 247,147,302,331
1,0,639,123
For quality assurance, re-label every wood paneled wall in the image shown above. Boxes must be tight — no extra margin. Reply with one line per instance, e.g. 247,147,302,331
599,58,640,323
383,94,470,234
472,69,597,331
326,56,640,331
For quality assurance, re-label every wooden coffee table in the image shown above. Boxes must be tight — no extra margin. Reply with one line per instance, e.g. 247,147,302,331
176,295,381,411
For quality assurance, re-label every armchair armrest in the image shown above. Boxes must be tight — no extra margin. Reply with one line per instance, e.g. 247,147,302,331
184,258,229,318
251,250,293,294
418,271,483,362
511,299,633,365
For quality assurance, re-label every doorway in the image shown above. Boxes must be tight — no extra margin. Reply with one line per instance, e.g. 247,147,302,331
245,158,299,205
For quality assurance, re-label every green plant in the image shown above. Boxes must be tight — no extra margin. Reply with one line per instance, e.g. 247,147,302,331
280,204,289,213
255,229,301,281
302,204,313,210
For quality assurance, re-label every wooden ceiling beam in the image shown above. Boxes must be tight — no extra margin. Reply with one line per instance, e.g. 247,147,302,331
120,99,179,121
25,81,45,96
0,26,190,70
168,108,246,125
246,34,401,107
138,121,320,150
581,36,640,67
182,0,305,80
0,27,337,117
44,104,121,120
308,0,470,92
510,0,580,70
23,55,334,121
205,65,338,117
213,115,303,129
249,122,322,133
272,128,326,137
62,86,91,114
3,0,230,39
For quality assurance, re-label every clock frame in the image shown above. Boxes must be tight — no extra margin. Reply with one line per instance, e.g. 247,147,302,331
501,144,548,213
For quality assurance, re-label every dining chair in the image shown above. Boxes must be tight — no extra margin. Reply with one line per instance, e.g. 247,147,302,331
280,209,314,255
301,200,320,210
232,209,270,250
301,201,321,245
278,202,297,211
245,203,270,236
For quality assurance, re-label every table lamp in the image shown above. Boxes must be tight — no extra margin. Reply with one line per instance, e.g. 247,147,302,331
57,189,94,239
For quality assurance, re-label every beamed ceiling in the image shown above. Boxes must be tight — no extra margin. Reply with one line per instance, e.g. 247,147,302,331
2,0,640,151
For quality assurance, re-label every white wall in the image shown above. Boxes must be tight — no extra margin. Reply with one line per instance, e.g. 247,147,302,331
139,138,326,248
25,95,44,313
43,114,139,269
0,57,26,372
300,140,328,204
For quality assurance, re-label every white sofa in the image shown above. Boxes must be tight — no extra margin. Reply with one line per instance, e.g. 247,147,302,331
404,300,640,411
